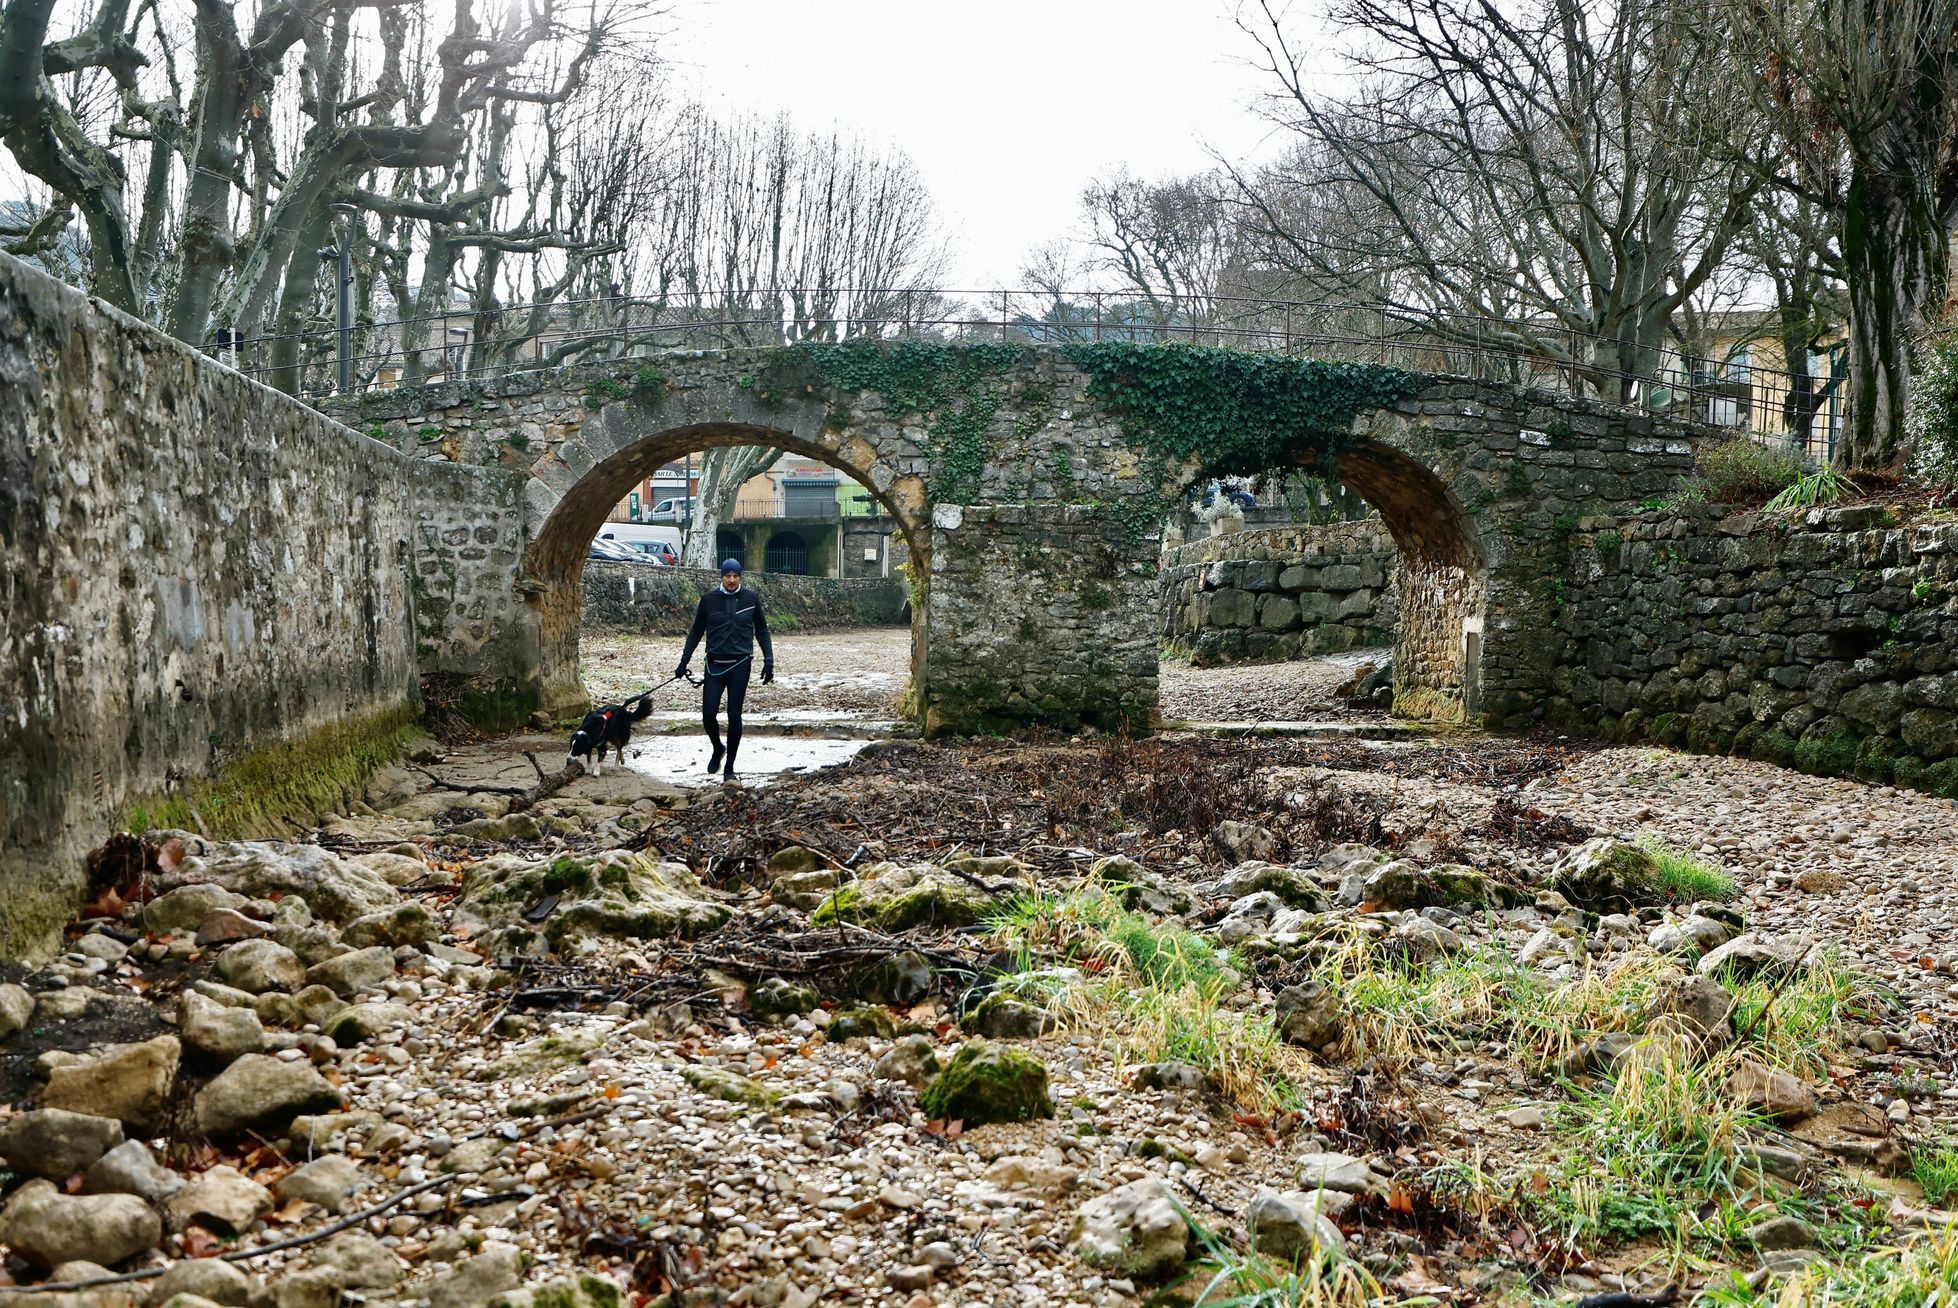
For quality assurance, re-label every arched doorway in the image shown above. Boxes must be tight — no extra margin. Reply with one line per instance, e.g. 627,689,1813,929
764,531,809,576
714,528,746,569
525,420,927,715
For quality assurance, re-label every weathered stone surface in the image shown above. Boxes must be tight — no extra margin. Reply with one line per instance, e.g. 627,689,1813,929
0,1181,161,1268
194,1054,343,1137
194,909,270,946
962,994,1056,1039
480,1274,625,1308
163,1165,273,1235
427,1244,525,1308
304,945,396,997
1643,972,1734,1051
214,940,306,995
179,990,265,1064
1728,1060,1817,1124
179,844,403,926
340,902,436,948
321,1002,417,1044
0,983,34,1040
274,1155,362,1214
456,852,730,951
1295,1152,1389,1197
150,1258,257,1306
42,1036,180,1133
872,1034,940,1088
83,1141,183,1203
0,1109,124,1179
809,861,992,932
1697,934,1813,982
747,978,818,1020
1275,982,1343,1052
1214,820,1279,864
1246,1189,1349,1262
1068,1178,1190,1279
144,885,246,936
1546,839,1665,912
918,1042,1052,1126
1091,855,1193,915
310,1232,403,1289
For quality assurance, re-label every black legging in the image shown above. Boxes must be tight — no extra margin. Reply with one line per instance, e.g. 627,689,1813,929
702,658,753,770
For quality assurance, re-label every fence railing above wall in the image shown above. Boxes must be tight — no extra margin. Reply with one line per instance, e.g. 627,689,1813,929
222,287,1843,463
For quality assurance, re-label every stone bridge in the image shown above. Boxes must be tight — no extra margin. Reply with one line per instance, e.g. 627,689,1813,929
330,342,1705,733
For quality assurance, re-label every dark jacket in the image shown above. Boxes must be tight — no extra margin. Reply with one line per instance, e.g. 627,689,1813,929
679,585,774,672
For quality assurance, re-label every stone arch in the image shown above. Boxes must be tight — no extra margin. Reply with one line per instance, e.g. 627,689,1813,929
1327,440,1488,722
525,412,928,713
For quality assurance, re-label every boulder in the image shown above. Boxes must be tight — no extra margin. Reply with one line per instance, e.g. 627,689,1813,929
748,978,818,1020
150,1257,257,1306
321,1002,417,1045
0,1181,161,1268
961,994,1055,1039
1643,972,1734,1051
809,861,993,932
1091,855,1193,916
1211,863,1327,911
193,909,271,947
770,867,852,911
1068,1177,1190,1279
918,1042,1051,1127
427,1244,525,1308
455,852,730,950
1214,821,1280,864
271,925,346,967
173,842,401,924
178,991,265,1065
1246,1189,1349,1262
1697,934,1813,983
1295,1152,1389,1198
83,1141,184,1204
1131,1063,1211,1093
852,951,935,1006
309,1232,403,1289
0,1109,125,1179
194,1054,342,1138
1216,891,1286,945
42,1036,180,1133
349,851,430,889
0,982,33,1040
1317,844,1384,879
680,1067,775,1108
340,903,436,949
1348,860,1433,909
274,1156,362,1215
1546,838,1666,913
304,946,396,997
144,884,245,935
871,1034,940,1088
983,1155,1079,1197
1391,916,1464,962
1727,1060,1817,1124
162,1166,272,1235
1275,982,1343,1053
261,1267,343,1308
826,1007,896,1042
1648,915,1735,958
214,940,305,995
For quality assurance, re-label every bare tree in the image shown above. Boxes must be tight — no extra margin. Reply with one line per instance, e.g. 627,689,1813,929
1721,0,1958,470
1237,0,1765,401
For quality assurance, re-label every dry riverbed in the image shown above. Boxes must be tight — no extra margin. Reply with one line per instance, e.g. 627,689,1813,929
4,703,1958,1307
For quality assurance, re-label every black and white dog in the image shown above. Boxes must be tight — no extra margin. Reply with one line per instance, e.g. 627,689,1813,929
566,693,654,776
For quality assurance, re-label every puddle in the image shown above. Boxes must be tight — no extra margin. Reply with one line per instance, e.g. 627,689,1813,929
617,733,878,787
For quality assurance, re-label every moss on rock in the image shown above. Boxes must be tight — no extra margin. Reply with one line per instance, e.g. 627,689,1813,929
809,861,994,931
456,851,729,950
827,1007,897,1042
680,1067,777,1108
918,1041,1053,1126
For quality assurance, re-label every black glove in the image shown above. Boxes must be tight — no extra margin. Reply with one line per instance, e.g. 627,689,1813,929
675,662,690,680
761,664,775,685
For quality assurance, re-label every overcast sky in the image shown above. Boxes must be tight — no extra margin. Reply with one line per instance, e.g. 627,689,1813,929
663,0,1309,287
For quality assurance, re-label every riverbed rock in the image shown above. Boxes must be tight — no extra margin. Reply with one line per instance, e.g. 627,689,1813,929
194,1054,342,1137
1247,1189,1349,1262
872,1034,940,1088
0,1181,161,1268
852,950,935,1005
1643,972,1734,1051
962,994,1056,1039
456,851,730,950
321,1002,417,1045
163,1165,272,1235
1092,855,1194,915
41,1036,180,1133
1728,1059,1817,1124
748,978,818,1020
1211,862,1328,911
809,860,993,932
310,1232,403,1289
0,983,33,1041
83,1141,184,1204
150,1257,257,1306
1214,820,1279,864
427,1244,525,1308
1275,981,1343,1052
304,945,396,997
340,902,436,949
144,884,245,935
179,990,265,1065
1697,934,1814,983
169,843,400,925
1068,1177,1190,1279
0,1109,124,1179
214,940,305,994
918,1042,1052,1126
1546,838,1666,913
275,1155,362,1214
1296,1152,1389,1197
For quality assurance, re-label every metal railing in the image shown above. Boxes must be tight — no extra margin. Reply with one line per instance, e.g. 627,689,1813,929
219,286,1844,461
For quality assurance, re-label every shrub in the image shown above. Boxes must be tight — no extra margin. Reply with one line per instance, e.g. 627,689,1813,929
1908,330,1958,486
1690,438,1807,505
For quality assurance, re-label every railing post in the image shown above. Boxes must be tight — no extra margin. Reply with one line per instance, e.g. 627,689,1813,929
1000,290,1009,343
1284,303,1293,354
1094,292,1102,342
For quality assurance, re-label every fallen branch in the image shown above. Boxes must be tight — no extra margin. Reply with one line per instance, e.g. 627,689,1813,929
411,766,528,798
507,761,583,813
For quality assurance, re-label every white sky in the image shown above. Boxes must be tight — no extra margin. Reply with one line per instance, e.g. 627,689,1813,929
662,0,1308,286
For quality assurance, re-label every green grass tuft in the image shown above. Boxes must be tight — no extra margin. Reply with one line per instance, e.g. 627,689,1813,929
1912,1143,1958,1207
1634,833,1738,902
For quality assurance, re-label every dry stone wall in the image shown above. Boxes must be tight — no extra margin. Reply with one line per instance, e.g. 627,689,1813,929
1552,506,1958,793
1159,523,1399,663
0,254,501,958
584,564,908,636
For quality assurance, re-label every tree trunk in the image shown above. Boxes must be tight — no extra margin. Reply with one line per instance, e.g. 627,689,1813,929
682,445,782,568
1838,162,1946,471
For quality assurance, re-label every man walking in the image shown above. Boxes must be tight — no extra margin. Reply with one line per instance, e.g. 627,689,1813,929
676,559,774,781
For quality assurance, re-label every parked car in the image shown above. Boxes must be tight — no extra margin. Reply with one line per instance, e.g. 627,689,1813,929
633,541,679,566
596,523,683,561
588,538,657,565
641,497,693,524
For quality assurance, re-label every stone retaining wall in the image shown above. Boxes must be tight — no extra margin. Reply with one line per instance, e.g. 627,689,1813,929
584,564,909,636
1554,506,1958,792
0,254,502,958
1159,523,1400,664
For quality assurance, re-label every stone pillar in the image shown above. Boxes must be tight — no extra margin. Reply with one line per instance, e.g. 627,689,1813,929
924,504,1160,735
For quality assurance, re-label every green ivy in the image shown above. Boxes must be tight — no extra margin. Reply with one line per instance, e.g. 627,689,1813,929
583,376,629,409
792,339,1027,502
1060,341,1426,484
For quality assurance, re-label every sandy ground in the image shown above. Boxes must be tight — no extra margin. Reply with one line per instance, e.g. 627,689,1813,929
582,628,1381,727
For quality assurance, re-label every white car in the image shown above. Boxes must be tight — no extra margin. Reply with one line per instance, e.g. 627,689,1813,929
642,497,693,524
